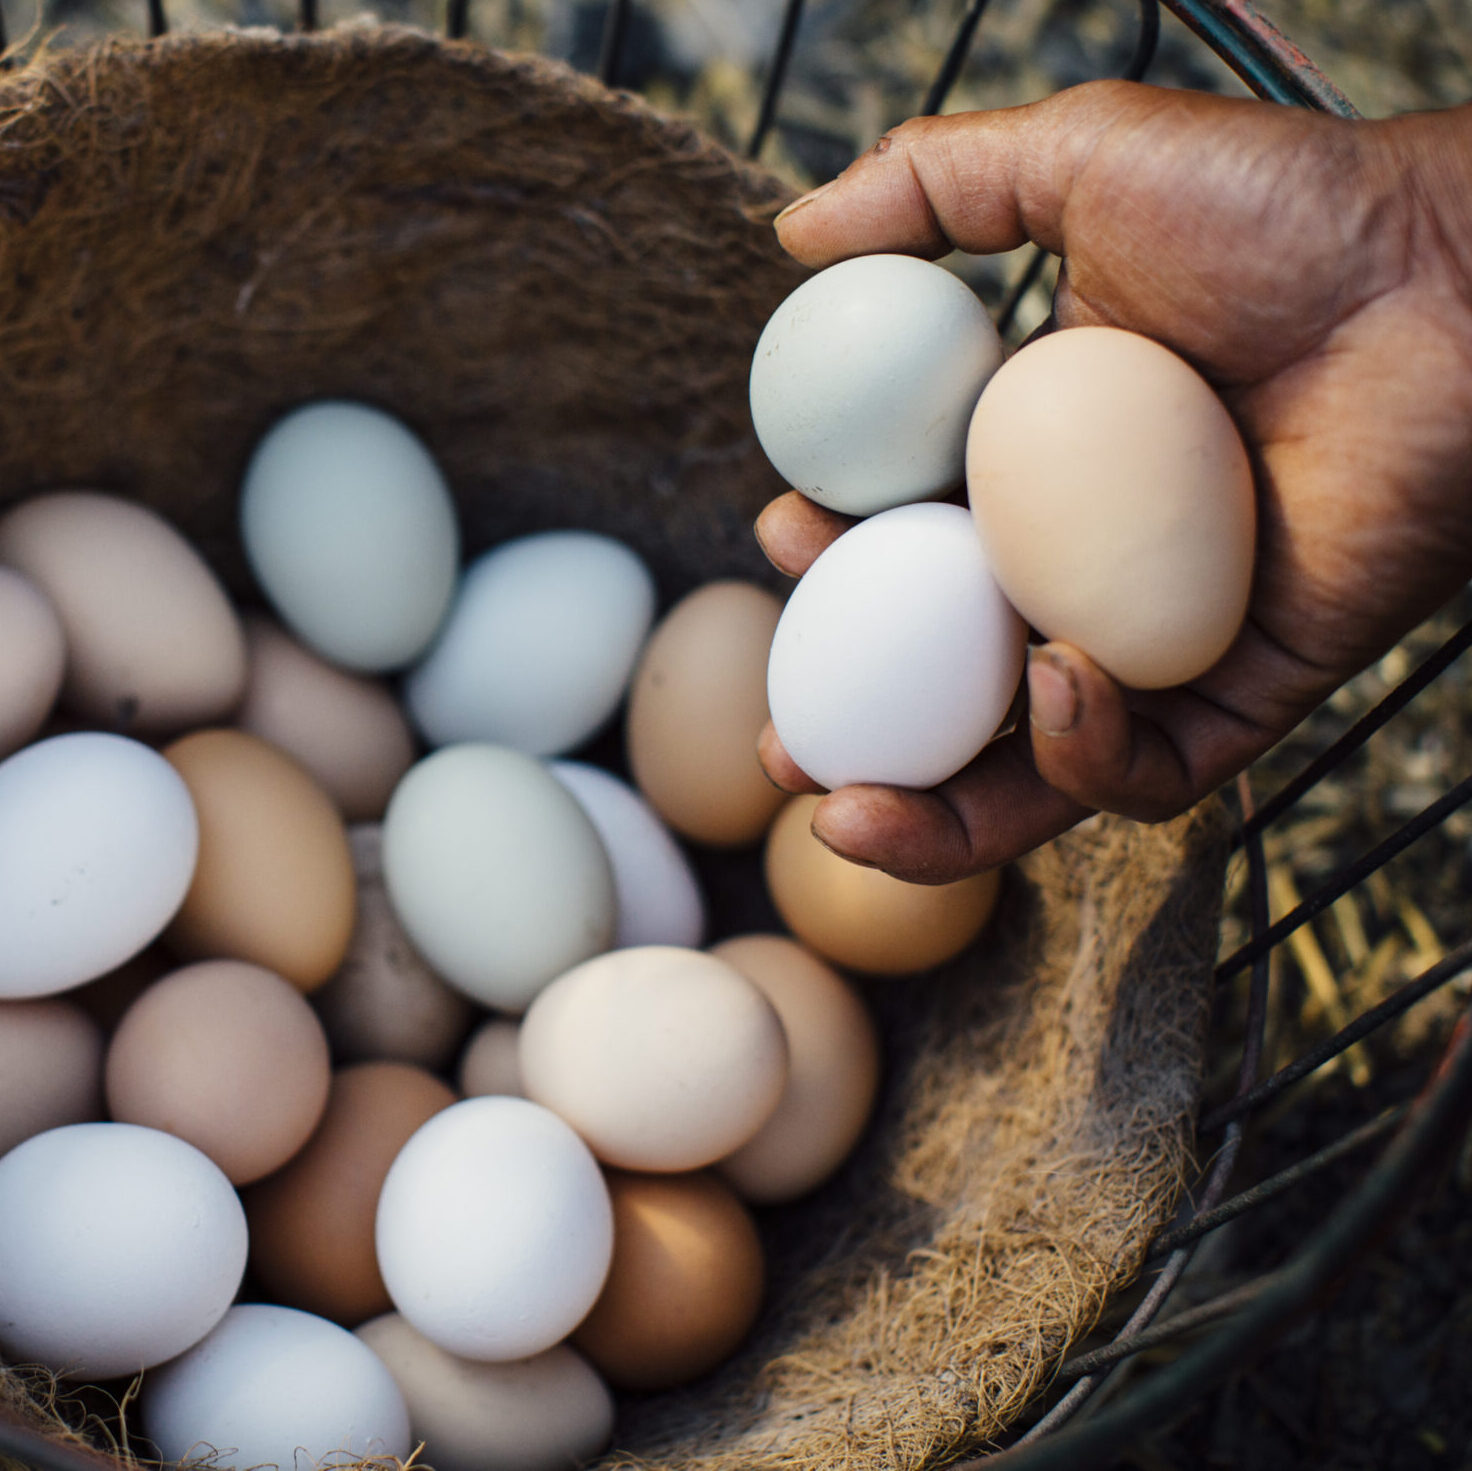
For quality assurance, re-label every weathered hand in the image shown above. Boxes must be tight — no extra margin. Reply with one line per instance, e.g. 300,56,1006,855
756,81,1472,884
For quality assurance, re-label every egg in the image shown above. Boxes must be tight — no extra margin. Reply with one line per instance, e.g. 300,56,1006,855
711,934,880,1202
0,733,198,999
240,400,460,672
243,1061,456,1328
966,325,1256,688
381,744,615,1012
162,729,357,993
0,567,65,760
457,1018,526,1099
142,1304,412,1471
749,254,1004,516
0,999,105,1157
0,1123,247,1380
105,960,332,1185
375,1096,614,1362
766,501,1026,790
357,1315,614,1471
765,796,1000,974
626,581,786,847
0,491,246,733
312,825,477,1071
236,615,418,822
572,1170,764,1391
550,760,705,949
405,531,656,755
519,946,788,1172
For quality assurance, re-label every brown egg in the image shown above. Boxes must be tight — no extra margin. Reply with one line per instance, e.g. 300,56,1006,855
0,567,65,760
243,1060,456,1326
105,959,332,1185
571,1170,764,1390
312,825,476,1071
710,934,880,1203
236,615,417,822
0,998,105,1157
626,581,786,847
161,729,356,992
764,796,1000,974
0,491,246,734
457,1018,525,1099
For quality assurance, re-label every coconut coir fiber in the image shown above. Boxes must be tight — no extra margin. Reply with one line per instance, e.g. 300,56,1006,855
0,27,1229,1471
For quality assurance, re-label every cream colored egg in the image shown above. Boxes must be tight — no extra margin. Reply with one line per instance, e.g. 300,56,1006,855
0,492,246,733
966,326,1255,689
519,947,788,1172
357,1314,613,1471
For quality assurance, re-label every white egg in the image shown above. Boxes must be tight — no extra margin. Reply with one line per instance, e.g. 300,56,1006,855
381,745,615,1013
404,531,655,755
749,254,1004,517
143,1304,411,1471
767,502,1026,791
240,400,460,672
549,760,705,949
357,1314,614,1471
0,733,198,999
375,1097,614,1363
0,1123,246,1379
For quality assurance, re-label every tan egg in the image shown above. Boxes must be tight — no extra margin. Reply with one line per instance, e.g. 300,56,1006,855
571,1170,764,1390
243,1061,456,1327
313,825,476,1071
457,1018,525,1099
237,616,417,822
519,946,788,1172
0,568,65,760
626,581,786,847
0,999,105,1157
105,959,332,1185
710,934,880,1203
966,325,1256,689
356,1315,613,1471
764,796,1000,974
161,729,356,992
0,491,246,733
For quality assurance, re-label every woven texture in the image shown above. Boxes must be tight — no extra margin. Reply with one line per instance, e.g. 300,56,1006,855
0,29,1228,1470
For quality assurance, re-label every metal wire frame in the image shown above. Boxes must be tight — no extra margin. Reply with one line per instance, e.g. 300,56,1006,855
0,3,1462,1470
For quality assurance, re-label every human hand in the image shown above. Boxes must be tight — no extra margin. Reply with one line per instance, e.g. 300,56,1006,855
754,81,1472,884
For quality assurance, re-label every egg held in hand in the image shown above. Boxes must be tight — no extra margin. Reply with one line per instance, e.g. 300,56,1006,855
767,501,1026,792
967,324,1256,690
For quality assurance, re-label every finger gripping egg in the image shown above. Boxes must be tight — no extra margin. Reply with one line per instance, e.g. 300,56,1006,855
749,254,1004,517
966,325,1256,689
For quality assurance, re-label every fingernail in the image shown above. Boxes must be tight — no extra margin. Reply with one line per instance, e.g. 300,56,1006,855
1028,651,1078,737
774,180,835,226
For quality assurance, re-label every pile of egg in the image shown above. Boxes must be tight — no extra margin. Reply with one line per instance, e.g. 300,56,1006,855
750,254,1258,790
0,400,1007,1471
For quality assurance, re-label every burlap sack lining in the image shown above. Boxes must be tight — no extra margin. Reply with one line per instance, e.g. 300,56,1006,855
0,29,1229,1470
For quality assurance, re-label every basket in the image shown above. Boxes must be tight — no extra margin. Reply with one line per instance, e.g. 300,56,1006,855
0,4,1468,1469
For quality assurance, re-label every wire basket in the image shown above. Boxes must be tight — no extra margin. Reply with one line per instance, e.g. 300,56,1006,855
0,3,1469,1469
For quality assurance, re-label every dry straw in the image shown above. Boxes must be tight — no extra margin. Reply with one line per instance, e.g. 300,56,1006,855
0,28,1229,1469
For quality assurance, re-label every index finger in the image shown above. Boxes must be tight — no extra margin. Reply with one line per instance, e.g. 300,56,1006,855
772,81,1168,267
